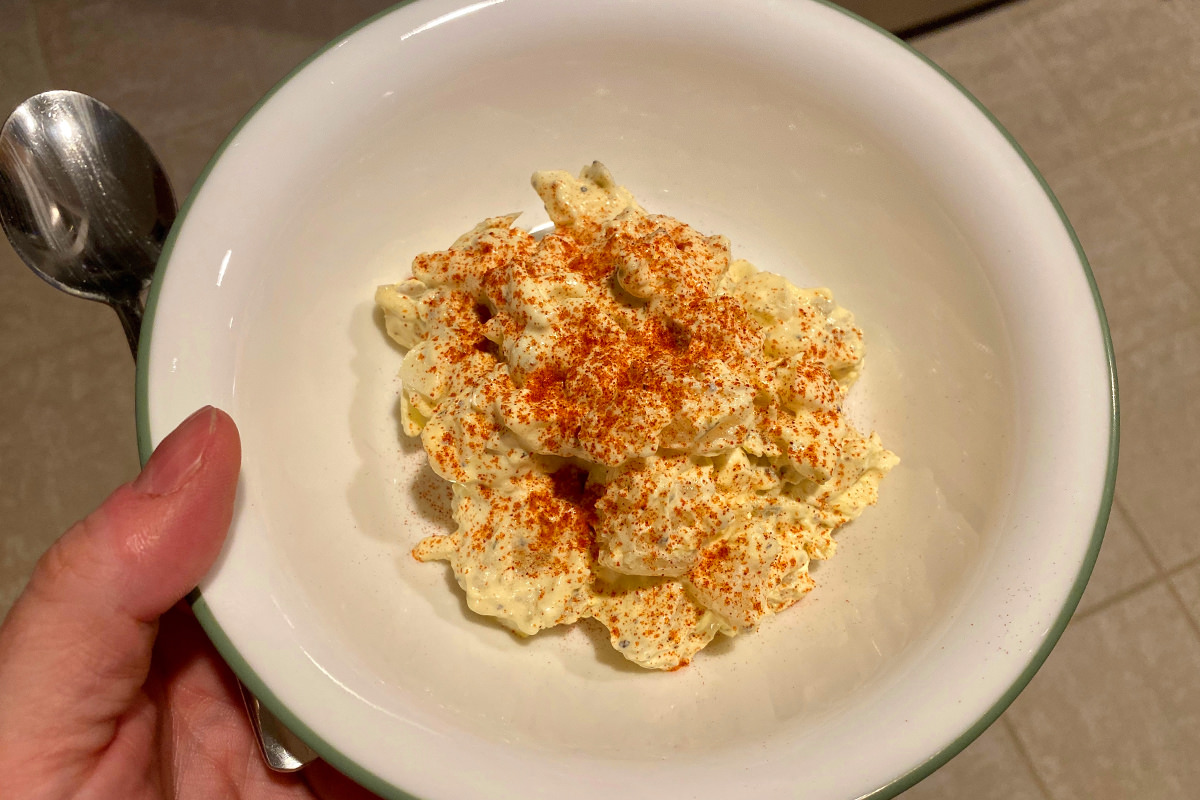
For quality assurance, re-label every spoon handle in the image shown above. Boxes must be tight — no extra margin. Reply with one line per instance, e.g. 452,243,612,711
238,682,320,771
113,293,141,360
2,89,318,777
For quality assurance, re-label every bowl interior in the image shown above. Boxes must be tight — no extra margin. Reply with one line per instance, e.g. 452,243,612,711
141,1,1113,798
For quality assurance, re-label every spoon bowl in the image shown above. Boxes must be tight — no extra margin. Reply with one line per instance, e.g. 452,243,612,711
0,89,315,772
0,90,175,353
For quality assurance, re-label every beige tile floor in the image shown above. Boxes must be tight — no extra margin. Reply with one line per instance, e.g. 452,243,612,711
1,0,1197,797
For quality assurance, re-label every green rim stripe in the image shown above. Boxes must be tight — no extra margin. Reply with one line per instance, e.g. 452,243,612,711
137,3,424,798
825,2,1120,797
135,2,1119,798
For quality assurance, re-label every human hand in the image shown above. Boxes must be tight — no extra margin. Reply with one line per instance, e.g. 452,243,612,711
0,407,377,799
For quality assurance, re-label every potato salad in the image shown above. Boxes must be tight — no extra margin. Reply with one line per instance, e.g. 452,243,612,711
376,163,897,670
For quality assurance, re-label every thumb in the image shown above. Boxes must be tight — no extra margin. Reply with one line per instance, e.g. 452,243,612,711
0,406,240,773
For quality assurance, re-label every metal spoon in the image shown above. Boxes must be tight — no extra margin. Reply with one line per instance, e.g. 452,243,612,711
0,90,169,356
0,90,317,773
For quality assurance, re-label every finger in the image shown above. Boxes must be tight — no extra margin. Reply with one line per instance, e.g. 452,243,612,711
149,605,310,800
155,607,382,800
153,606,382,800
153,603,248,716
151,603,252,746
0,407,241,782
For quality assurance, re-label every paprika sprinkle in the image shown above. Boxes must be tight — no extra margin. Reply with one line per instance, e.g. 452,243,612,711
377,163,897,670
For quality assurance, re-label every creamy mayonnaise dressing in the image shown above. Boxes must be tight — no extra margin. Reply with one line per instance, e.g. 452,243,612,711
376,163,897,670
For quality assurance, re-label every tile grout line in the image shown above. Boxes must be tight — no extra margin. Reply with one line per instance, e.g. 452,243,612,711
999,716,1057,800
1070,502,1200,625
1046,104,1200,305
1073,573,1162,621
1100,113,1200,162
1164,577,1200,641
1167,552,1200,578
1112,495,1169,578
1104,318,1200,370
1000,3,1200,203
1062,166,1200,338
1063,110,1200,173
1001,483,1194,798
1091,116,1200,305
1084,494,1200,646
1001,11,1093,169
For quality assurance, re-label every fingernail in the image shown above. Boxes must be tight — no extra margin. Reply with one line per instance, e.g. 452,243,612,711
133,406,217,496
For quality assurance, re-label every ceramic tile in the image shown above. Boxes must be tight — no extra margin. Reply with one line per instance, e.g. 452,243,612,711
192,0,396,41
1042,162,1200,384
913,13,1085,175
1094,231,1200,360
1033,120,1195,370
0,251,117,368
1104,125,1200,301
912,14,1029,105
899,719,1047,800
141,1,398,197
0,2,117,362
233,0,399,97
984,83,1090,177
143,0,398,102
1114,325,1200,569
0,328,139,617
1040,162,1143,258
0,0,52,118
239,27,328,101
1007,0,1200,157
150,109,243,202
5,2,1200,799
1180,0,1200,35
34,0,264,138
1075,504,1158,616
1006,583,1200,800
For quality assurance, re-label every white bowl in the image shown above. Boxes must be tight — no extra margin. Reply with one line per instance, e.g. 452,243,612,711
137,0,1117,797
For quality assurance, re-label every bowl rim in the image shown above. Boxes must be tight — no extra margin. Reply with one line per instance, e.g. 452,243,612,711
136,1,1119,797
